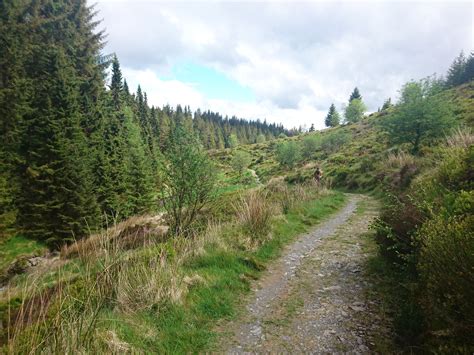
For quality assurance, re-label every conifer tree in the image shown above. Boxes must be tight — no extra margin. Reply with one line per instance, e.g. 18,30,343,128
122,107,154,215
17,48,98,246
110,56,123,110
464,52,474,84
349,87,362,101
325,103,341,127
381,98,392,111
445,51,467,88
94,110,129,219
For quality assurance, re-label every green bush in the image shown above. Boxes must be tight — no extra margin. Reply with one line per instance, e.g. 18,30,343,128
321,131,350,154
275,141,301,168
231,151,252,176
418,212,474,346
300,135,321,159
373,142,474,350
162,125,217,236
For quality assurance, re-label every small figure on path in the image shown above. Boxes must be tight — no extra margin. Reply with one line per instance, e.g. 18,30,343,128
314,166,323,184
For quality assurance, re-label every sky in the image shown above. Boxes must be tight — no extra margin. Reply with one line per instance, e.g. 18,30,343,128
96,0,473,129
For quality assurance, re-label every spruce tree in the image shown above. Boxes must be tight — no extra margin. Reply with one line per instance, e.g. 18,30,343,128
381,98,392,111
122,107,154,215
325,103,341,127
17,48,98,247
94,110,129,220
110,56,123,110
445,51,467,88
462,52,474,84
349,87,362,101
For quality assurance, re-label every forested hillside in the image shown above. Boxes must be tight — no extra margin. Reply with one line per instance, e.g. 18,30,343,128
0,0,290,247
0,0,473,353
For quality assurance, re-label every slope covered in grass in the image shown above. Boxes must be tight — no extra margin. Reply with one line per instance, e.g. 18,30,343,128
1,180,346,352
214,81,473,193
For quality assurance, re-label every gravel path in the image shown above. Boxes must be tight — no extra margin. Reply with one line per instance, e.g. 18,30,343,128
223,194,392,353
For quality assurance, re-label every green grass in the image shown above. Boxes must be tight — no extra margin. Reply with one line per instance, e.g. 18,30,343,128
364,239,423,351
0,235,47,272
105,191,346,353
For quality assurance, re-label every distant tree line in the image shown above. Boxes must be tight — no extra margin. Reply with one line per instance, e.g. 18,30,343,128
0,0,290,246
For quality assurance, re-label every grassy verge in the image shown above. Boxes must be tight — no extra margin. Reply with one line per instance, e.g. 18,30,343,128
0,235,47,272
363,223,423,352
2,187,346,353
103,191,346,353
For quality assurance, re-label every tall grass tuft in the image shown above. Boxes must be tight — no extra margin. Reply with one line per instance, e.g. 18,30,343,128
446,127,473,149
385,151,416,170
4,220,184,353
235,190,274,239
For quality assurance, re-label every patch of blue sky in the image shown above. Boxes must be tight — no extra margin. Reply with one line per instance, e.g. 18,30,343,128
167,62,255,103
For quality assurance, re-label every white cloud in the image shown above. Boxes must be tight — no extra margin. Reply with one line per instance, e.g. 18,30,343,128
97,1,473,129
123,67,326,130
122,67,205,109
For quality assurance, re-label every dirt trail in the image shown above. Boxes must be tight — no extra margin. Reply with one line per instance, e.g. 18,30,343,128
222,194,392,353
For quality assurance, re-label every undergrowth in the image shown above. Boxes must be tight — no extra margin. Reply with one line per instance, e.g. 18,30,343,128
1,182,345,353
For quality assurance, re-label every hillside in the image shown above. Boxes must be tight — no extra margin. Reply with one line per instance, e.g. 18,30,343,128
1,1,473,352
215,81,473,191
2,81,472,353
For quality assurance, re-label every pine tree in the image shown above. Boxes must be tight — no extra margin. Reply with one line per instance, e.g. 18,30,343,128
445,51,467,88
110,56,123,110
122,107,154,215
349,87,362,102
381,98,392,111
462,52,474,84
325,104,341,127
17,48,99,246
309,124,315,132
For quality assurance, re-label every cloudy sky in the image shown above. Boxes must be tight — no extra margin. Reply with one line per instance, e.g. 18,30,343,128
96,0,473,129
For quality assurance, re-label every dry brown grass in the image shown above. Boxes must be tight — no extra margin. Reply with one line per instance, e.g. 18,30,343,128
446,127,474,148
234,189,274,239
115,254,185,315
4,220,186,353
61,214,168,259
385,151,416,170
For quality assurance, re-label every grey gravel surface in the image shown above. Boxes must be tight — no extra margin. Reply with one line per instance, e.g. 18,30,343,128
223,194,393,353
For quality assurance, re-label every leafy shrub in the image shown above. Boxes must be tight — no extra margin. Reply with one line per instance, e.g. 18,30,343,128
162,125,217,236
275,141,301,168
300,134,321,159
231,151,252,175
321,131,350,154
373,140,474,349
418,212,474,346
